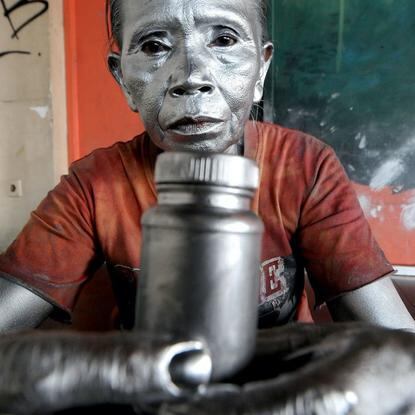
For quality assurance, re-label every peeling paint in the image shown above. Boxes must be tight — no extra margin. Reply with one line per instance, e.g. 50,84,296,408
358,134,367,149
30,105,48,119
392,185,404,194
329,92,341,101
358,194,371,216
368,136,415,191
358,194,384,221
369,158,405,191
370,205,383,219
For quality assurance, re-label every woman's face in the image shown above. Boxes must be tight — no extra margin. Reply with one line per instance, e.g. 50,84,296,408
110,0,273,154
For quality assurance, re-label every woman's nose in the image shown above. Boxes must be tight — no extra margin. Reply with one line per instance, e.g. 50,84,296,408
170,81,214,97
169,51,215,97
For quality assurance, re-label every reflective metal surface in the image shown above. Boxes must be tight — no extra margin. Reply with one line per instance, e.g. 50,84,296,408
0,332,211,414
136,152,263,381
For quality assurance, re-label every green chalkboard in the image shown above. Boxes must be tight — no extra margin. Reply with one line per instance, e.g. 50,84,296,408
264,0,415,191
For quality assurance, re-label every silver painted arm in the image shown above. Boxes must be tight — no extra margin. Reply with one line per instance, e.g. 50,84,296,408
0,276,53,333
327,277,415,331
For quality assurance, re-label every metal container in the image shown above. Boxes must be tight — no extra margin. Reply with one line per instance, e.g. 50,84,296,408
135,152,263,381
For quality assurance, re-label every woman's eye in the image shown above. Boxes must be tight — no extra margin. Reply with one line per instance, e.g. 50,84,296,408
212,35,237,47
141,41,169,55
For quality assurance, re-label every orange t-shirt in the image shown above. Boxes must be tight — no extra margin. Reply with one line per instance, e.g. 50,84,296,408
0,122,393,327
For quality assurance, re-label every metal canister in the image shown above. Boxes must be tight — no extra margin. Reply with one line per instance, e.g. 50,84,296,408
135,152,263,381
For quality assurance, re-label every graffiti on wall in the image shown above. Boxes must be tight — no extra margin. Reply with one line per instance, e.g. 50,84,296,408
0,0,48,58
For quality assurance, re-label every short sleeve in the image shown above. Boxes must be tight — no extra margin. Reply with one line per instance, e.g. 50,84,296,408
298,146,393,306
0,168,103,318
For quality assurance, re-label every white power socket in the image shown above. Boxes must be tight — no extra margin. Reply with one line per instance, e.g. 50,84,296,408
8,180,23,197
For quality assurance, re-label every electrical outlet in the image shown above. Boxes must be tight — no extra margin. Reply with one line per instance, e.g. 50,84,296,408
8,180,23,197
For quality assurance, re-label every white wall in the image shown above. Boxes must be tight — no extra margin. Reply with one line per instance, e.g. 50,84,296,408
0,2,66,251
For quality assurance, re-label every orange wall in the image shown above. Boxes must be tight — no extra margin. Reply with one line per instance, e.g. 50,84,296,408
64,0,144,163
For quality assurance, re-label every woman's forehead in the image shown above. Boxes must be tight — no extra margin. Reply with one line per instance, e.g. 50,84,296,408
121,0,260,33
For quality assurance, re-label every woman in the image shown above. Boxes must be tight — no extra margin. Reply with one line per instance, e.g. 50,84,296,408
0,0,413,332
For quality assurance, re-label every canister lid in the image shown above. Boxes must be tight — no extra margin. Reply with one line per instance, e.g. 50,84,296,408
155,152,259,190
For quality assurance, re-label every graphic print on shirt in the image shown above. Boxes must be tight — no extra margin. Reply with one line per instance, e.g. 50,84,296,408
258,255,303,327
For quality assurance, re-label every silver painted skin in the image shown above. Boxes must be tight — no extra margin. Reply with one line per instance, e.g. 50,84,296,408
0,275,53,333
0,0,412,412
328,276,415,331
161,323,415,415
0,323,414,414
0,332,211,414
109,0,273,155
136,152,264,381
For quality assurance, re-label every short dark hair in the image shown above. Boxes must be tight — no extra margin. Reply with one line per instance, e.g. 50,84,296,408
106,0,270,51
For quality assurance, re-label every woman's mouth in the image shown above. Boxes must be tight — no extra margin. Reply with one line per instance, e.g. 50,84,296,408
167,117,224,136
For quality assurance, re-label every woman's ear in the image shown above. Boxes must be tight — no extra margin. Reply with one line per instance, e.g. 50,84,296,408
107,52,138,112
254,42,274,104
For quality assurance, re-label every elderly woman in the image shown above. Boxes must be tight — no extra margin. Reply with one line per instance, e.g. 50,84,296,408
0,0,413,332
